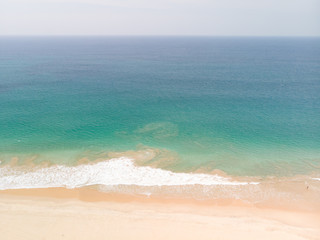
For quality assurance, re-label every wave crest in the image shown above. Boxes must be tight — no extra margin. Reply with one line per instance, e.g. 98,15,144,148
0,157,258,190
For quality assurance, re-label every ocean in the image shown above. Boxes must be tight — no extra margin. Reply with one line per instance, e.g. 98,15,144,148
0,37,320,200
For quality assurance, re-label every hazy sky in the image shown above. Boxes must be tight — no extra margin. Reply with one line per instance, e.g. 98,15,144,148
0,0,319,36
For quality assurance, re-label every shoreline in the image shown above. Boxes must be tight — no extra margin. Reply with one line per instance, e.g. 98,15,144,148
1,187,320,240
2,156,320,213
0,186,318,210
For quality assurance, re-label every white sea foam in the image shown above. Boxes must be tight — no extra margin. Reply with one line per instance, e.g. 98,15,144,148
0,157,259,190
312,178,320,181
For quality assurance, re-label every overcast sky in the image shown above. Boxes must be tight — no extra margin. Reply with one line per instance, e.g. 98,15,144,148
0,0,319,36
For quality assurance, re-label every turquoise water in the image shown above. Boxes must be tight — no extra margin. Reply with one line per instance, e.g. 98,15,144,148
1,37,320,176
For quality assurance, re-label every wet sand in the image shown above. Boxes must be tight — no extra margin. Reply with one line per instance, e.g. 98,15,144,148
0,188,319,240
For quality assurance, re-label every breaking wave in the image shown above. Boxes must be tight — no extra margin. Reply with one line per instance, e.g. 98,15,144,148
0,157,258,190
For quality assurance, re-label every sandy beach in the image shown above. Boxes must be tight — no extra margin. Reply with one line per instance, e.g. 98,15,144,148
0,188,319,240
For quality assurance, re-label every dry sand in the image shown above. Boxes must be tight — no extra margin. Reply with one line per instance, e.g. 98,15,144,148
0,188,319,240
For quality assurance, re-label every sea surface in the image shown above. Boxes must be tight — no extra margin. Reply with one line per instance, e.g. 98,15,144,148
0,37,320,197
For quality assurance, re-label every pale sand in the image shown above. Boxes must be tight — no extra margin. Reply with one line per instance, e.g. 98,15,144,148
0,188,319,240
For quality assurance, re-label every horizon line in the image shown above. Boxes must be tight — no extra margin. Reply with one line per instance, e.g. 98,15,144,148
0,34,320,37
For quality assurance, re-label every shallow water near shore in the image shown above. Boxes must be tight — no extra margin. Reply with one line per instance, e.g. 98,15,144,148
1,37,320,201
